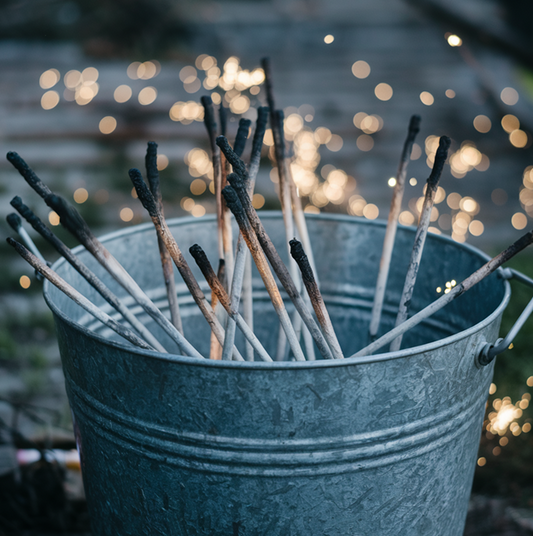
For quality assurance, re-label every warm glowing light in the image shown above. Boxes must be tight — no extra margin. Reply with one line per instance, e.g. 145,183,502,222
230,95,250,114
447,192,462,210
19,275,31,289
169,100,204,123
489,383,497,395
324,35,334,44
352,60,371,79
420,91,434,106
473,115,491,133
388,177,397,187
314,127,332,144
399,211,415,226
64,70,82,89
120,207,134,222
359,114,383,134
524,423,532,433
82,67,99,83
409,178,417,186
527,376,533,387
357,134,374,151
374,83,393,101
40,69,60,89
181,197,195,211
192,205,206,217
501,87,519,106
434,186,446,204
48,211,60,226
211,92,222,105
447,34,462,47
363,203,379,219
510,129,528,148
180,66,197,84
252,193,265,209
469,220,484,236
326,134,343,152
460,196,479,214
190,179,207,195
304,205,320,214
73,188,89,204
114,85,132,103
137,61,159,80
138,87,157,105
445,89,455,98
99,116,117,134
41,90,60,110
127,62,141,80
477,457,486,467
511,212,528,229
501,114,520,133
157,154,169,170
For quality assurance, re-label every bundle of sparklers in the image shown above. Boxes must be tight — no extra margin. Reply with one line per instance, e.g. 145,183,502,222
6,58,533,362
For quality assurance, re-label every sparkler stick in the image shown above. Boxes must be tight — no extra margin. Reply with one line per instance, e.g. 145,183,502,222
216,137,312,359
390,135,451,351
289,239,344,359
262,60,317,359
218,118,253,360
201,97,227,360
6,212,47,282
368,115,421,342
222,185,306,361
201,97,224,262
6,212,47,264
10,196,167,353
226,173,334,360
352,228,533,358
145,141,183,334
7,238,156,352
6,151,195,356
129,168,244,361
189,245,272,362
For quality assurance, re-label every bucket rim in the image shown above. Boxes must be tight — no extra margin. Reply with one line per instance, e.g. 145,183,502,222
43,212,511,369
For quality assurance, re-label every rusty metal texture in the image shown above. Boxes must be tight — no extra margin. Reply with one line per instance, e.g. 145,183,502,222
44,213,510,535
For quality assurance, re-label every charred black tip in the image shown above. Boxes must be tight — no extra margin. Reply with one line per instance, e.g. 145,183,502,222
6,212,21,231
129,168,158,217
289,239,314,282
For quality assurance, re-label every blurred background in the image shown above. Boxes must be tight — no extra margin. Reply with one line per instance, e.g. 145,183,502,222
0,0,533,533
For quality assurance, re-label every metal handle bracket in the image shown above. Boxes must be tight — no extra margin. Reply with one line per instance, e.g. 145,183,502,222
477,268,533,366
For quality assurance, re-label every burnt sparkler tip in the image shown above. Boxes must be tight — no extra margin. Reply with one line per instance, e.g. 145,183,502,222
289,239,314,282
426,135,451,189
188,244,204,259
200,96,212,107
188,244,212,275
128,168,158,216
6,213,21,231
10,197,35,224
221,185,242,212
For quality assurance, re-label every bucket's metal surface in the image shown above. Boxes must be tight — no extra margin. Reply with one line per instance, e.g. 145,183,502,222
44,213,510,536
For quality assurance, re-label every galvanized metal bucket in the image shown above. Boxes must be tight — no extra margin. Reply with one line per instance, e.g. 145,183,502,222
44,213,513,535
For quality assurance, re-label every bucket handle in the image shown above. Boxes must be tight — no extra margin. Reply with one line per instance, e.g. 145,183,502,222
477,268,533,366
